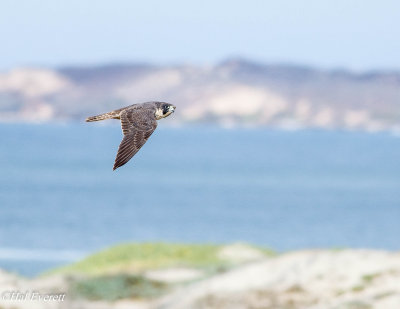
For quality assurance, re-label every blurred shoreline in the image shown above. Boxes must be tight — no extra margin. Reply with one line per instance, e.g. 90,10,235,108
1,59,399,132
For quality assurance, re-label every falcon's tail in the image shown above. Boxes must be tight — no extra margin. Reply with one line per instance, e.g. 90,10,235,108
86,111,119,122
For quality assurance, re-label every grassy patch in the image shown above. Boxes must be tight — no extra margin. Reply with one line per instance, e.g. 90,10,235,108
374,291,395,300
343,301,372,309
48,243,242,276
361,272,381,283
71,274,167,301
351,285,365,293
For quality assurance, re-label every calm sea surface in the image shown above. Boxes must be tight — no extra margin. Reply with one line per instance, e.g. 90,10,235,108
0,123,399,276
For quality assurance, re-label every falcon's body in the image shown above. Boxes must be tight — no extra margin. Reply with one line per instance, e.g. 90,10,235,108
86,102,176,170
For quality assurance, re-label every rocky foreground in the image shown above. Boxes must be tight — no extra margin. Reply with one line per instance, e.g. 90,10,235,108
1,245,400,309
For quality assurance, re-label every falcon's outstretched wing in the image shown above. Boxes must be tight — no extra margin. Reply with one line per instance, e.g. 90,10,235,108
113,108,157,170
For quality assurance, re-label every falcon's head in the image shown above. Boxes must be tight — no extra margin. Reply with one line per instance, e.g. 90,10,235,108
155,102,176,120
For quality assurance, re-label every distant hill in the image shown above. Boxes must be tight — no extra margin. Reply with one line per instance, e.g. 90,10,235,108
0,59,399,131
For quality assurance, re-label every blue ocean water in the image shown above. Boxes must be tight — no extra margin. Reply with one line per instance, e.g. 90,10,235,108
0,123,399,276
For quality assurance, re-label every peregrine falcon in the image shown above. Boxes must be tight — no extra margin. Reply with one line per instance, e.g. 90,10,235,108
86,101,176,170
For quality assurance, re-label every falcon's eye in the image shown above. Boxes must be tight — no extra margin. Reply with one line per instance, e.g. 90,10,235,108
162,105,169,115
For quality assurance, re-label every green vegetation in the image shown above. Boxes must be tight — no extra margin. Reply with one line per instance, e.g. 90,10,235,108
374,291,395,300
343,301,372,309
351,285,365,292
71,274,167,301
361,272,381,283
49,242,272,276
47,242,274,302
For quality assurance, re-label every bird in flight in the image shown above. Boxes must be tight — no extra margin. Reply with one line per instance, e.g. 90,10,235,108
86,102,176,170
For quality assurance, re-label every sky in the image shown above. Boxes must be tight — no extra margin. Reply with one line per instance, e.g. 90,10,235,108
1,0,399,71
